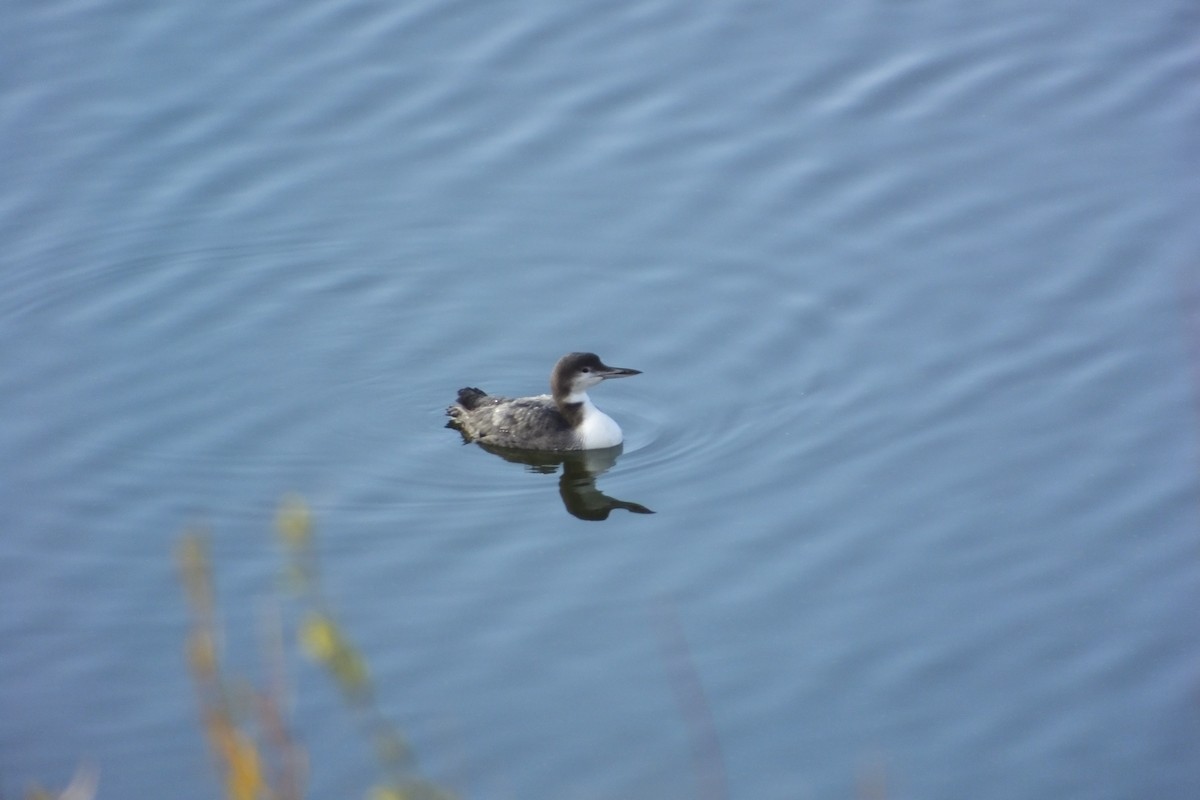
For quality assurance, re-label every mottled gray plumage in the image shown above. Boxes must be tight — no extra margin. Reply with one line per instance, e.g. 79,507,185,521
447,352,640,451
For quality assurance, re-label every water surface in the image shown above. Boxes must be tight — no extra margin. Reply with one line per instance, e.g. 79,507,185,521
2,1,1197,798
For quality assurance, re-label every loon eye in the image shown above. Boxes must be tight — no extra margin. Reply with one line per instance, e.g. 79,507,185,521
581,367,591,373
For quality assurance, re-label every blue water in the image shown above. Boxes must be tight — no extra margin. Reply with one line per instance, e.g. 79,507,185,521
2,1,1198,798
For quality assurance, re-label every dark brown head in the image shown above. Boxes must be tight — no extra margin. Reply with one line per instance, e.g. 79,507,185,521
549,352,641,401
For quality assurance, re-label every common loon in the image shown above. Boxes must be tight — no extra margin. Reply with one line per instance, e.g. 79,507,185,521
447,352,641,451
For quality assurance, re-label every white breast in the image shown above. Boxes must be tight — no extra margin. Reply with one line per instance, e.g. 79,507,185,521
573,395,624,449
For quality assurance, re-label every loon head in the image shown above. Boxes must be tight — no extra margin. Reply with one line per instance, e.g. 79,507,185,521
551,352,641,401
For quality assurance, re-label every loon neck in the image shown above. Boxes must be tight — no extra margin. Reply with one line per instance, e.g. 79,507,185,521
556,391,624,448
556,390,592,429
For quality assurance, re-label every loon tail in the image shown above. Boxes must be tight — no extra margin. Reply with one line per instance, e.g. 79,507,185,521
454,387,488,411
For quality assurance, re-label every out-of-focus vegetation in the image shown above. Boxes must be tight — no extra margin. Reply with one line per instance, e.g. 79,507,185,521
176,496,455,800
17,496,889,800
21,763,98,800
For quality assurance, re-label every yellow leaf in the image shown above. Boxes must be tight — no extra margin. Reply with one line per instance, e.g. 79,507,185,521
300,614,338,662
222,730,266,800
368,788,403,800
276,495,312,548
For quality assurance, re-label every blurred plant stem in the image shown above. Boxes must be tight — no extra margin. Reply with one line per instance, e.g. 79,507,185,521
177,534,305,800
176,497,454,800
22,763,98,800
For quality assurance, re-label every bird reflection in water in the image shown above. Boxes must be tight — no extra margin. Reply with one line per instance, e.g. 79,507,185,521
469,441,654,521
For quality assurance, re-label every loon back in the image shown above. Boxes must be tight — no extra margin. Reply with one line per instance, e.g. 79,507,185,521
447,388,579,450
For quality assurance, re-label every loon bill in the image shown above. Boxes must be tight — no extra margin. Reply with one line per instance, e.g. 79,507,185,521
446,352,641,451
